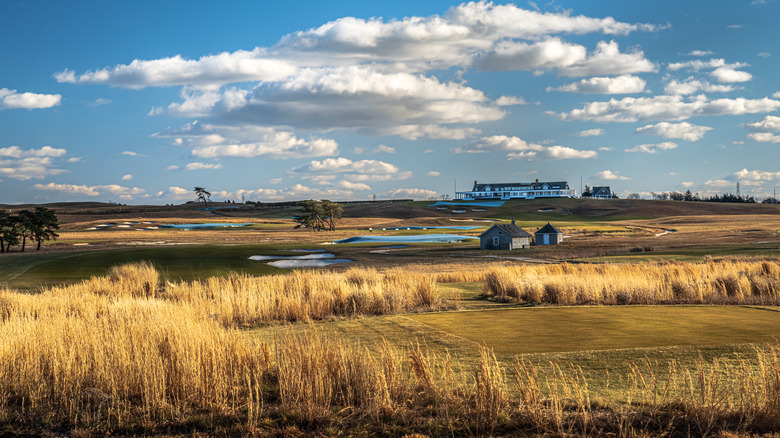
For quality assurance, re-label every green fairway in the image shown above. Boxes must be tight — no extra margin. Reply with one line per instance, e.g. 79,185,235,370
408,305,780,355
579,242,780,263
0,244,318,289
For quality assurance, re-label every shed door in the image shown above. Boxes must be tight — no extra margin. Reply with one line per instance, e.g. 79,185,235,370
543,234,549,245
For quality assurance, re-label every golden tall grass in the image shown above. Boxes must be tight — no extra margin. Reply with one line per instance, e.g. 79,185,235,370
2,261,780,434
483,259,780,305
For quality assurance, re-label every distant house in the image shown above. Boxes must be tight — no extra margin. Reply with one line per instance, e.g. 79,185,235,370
479,219,532,250
456,179,575,200
535,222,563,245
591,186,612,199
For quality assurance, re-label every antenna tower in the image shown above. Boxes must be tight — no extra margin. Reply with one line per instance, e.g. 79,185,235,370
736,182,741,198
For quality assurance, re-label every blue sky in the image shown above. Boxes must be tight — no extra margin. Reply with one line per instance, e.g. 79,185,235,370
2,0,779,204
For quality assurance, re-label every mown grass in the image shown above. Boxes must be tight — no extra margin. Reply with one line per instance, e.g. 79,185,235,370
580,242,780,263
1,245,296,289
409,306,780,355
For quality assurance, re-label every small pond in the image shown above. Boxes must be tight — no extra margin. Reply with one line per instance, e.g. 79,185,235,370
379,226,481,231
334,234,478,244
249,252,354,268
159,223,253,230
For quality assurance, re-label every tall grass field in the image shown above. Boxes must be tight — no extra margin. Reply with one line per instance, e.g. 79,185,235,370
1,260,779,435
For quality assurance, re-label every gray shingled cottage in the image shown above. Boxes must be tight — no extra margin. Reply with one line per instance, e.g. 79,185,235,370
479,219,533,250
535,222,564,245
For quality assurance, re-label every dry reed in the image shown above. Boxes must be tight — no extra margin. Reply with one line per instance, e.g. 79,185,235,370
3,261,780,435
483,259,780,305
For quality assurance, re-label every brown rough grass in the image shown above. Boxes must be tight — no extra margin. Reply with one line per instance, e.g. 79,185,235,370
483,259,780,305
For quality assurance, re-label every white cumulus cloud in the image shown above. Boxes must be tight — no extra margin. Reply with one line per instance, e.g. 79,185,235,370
185,162,222,170
0,88,61,110
557,94,780,123
454,135,597,160
549,75,646,94
288,157,412,182
385,188,439,199
155,122,339,159
664,77,737,95
575,128,605,137
634,122,712,141
32,182,145,199
595,170,630,180
0,146,68,180
625,142,678,153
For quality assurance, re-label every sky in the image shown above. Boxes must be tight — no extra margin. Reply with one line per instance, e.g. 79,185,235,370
2,0,780,204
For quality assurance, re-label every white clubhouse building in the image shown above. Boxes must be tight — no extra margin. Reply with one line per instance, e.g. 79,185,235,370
455,180,575,200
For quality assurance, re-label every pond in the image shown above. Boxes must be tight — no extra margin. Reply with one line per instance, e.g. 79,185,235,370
334,234,478,244
159,223,253,230
249,252,354,268
378,226,481,231
428,200,505,208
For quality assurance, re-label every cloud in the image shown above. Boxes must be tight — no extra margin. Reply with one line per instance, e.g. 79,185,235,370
338,180,371,190
625,141,678,153
664,77,737,95
87,98,112,106
165,66,505,137
745,115,780,133
575,128,605,137
58,2,660,89
121,174,133,181
67,157,82,163
122,150,149,157
726,24,743,29
155,121,339,159
688,50,714,56
598,146,612,151
55,51,298,89
427,171,441,176
166,165,180,170
0,88,61,110
0,146,68,180
668,58,747,71
744,115,780,143
374,144,395,154
32,182,145,199
681,181,694,187
495,95,527,106
185,162,222,170
557,94,780,122
454,135,597,160
595,170,630,180
478,39,655,77
390,124,482,140
711,67,752,83
634,122,712,141
733,168,780,185
288,157,412,182
212,184,356,202
385,188,438,199
548,75,646,94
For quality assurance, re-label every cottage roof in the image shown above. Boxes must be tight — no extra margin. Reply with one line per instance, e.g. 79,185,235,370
472,181,569,191
592,186,612,196
535,222,563,235
480,223,533,238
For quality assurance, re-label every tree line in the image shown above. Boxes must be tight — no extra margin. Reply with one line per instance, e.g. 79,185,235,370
0,207,60,252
